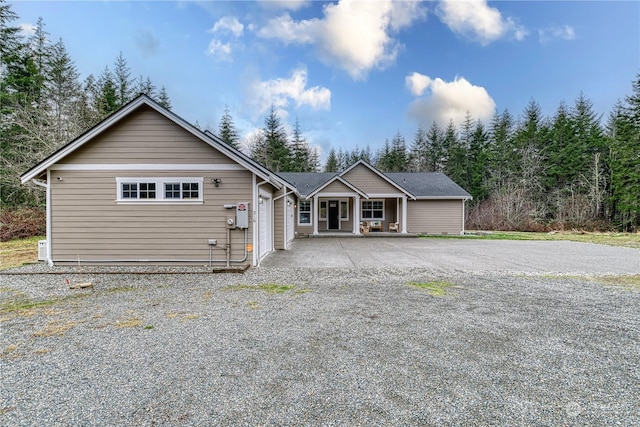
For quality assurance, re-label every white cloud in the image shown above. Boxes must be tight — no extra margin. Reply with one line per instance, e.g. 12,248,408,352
19,23,36,37
210,16,244,37
406,72,432,96
436,0,527,45
257,0,427,80
407,74,496,129
258,0,310,11
205,39,233,61
206,16,244,61
539,25,576,44
250,67,331,115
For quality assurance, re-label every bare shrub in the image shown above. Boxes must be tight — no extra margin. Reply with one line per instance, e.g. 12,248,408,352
0,207,46,241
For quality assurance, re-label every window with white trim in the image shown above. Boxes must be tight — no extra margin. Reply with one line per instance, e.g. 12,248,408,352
319,201,327,220
361,200,384,219
340,200,348,220
117,177,203,203
298,200,311,225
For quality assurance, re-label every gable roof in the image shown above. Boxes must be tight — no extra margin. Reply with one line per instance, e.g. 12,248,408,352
386,172,472,199
20,94,284,189
340,160,416,199
305,175,368,199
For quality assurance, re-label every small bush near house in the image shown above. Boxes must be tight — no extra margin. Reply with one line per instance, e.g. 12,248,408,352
0,208,46,241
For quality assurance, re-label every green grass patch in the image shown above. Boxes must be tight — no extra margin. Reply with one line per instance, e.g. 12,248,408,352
408,281,454,296
420,230,640,249
222,283,296,294
0,236,45,270
0,293,89,315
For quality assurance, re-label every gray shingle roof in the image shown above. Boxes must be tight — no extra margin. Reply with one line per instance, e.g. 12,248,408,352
277,172,337,197
385,172,472,198
278,171,471,199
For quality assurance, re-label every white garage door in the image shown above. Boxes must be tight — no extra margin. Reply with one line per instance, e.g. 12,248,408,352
259,196,271,259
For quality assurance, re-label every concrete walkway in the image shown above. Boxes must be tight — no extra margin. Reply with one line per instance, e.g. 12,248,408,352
261,237,640,275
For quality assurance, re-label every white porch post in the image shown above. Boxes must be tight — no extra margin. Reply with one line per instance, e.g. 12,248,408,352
354,195,361,234
401,196,408,233
313,195,319,235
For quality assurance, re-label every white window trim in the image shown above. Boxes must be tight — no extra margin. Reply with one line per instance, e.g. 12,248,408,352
298,200,312,226
361,199,385,220
339,200,349,221
319,200,327,221
116,177,204,204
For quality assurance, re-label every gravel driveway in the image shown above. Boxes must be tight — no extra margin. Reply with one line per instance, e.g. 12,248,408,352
1,240,639,426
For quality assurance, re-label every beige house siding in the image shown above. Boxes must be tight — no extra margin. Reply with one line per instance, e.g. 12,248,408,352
405,200,463,235
342,164,399,194
63,106,236,165
322,180,352,193
49,168,254,263
273,188,285,250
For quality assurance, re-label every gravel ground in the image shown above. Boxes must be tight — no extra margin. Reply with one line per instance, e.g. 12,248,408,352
1,263,639,426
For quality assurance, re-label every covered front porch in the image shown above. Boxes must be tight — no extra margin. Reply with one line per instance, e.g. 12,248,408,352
310,194,408,236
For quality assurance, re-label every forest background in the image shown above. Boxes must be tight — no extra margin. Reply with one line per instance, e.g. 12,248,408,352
1,1,638,240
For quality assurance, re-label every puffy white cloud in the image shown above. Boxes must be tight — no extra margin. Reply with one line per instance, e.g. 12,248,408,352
407,74,496,128
206,16,244,61
257,0,426,80
436,0,527,45
406,72,432,96
539,25,576,44
210,16,244,37
205,39,233,61
250,67,331,115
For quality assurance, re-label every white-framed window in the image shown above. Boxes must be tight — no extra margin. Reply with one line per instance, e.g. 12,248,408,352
116,177,203,203
361,200,384,219
298,200,311,225
319,201,327,220
340,200,348,220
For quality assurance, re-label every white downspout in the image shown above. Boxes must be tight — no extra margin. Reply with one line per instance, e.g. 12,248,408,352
33,174,52,266
401,196,408,234
313,195,319,235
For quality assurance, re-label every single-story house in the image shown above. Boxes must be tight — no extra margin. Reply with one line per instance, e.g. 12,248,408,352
21,94,471,267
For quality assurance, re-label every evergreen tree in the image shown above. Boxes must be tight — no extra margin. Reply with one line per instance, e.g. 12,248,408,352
113,51,132,107
218,105,239,148
324,147,339,172
262,106,291,172
608,75,640,230
96,66,118,116
467,120,490,200
46,38,82,145
443,119,465,186
290,117,316,171
157,86,171,109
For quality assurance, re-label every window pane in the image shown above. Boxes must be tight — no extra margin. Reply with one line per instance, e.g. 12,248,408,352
340,201,348,219
300,213,310,224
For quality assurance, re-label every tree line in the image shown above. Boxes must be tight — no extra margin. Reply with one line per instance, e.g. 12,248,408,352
1,1,171,207
317,79,639,232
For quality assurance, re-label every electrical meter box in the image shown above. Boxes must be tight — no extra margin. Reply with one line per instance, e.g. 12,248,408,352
235,202,249,229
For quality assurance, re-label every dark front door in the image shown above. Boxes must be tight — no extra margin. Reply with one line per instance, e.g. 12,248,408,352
328,200,339,230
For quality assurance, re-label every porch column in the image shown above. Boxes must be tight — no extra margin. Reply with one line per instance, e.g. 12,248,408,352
313,195,319,235
354,195,361,234
401,196,408,233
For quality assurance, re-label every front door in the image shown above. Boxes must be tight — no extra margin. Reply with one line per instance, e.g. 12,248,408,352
328,200,339,230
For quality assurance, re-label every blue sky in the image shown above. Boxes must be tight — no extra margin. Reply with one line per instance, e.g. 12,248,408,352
11,1,640,160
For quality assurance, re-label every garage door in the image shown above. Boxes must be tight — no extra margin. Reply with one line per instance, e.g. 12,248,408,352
259,196,271,259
